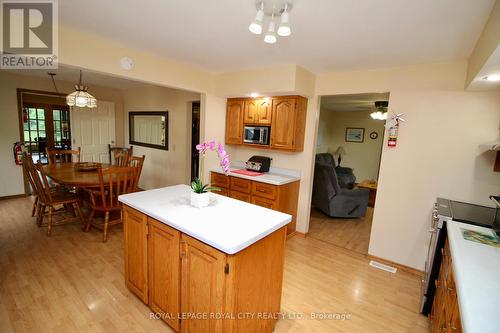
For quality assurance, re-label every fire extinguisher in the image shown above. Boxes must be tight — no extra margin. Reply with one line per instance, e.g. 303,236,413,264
385,113,405,148
13,142,25,165
387,124,398,147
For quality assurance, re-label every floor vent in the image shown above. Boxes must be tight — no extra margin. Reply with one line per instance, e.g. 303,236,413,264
369,260,397,274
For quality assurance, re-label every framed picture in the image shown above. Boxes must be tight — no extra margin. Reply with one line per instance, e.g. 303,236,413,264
345,128,365,143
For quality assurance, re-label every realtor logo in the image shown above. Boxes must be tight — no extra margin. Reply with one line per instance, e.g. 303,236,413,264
1,0,58,69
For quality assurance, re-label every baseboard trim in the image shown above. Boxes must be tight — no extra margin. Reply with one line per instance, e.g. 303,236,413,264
368,255,423,277
287,231,308,240
0,193,27,201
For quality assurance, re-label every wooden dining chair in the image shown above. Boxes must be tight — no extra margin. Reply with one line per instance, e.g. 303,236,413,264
22,153,41,218
34,161,85,235
85,165,137,242
46,147,81,165
108,145,133,167
129,155,145,191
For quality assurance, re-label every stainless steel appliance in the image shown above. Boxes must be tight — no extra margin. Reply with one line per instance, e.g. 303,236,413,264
421,197,497,315
245,156,272,172
244,126,270,145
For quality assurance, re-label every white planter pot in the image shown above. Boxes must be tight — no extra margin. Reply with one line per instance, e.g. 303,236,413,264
190,191,210,208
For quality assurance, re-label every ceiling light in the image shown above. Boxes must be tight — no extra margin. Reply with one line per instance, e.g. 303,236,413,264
277,5,291,37
483,74,500,82
66,70,97,108
264,14,277,44
249,1,293,43
249,2,264,34
250,92,259,98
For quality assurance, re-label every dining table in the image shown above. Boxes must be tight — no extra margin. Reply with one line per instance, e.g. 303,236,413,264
43,162,110,188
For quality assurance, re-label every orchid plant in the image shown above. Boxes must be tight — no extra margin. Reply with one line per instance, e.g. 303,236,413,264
191,140,230,194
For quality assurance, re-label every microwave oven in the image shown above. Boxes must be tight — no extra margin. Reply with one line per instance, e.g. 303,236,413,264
244,126,270,145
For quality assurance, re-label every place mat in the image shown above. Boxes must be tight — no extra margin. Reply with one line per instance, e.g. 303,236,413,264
231,169,264,177
461,228,500,248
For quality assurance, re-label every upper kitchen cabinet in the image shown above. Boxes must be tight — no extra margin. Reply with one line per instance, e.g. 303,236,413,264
244,98,272,125
225,99,245,145
270,97,306,151
225,95,307,152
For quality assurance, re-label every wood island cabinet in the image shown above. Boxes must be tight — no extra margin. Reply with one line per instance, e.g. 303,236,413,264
148,219,181,332
429,239,462,333
123,206,148,303
123,204,288,333
225,95,307,152
211,172,299,236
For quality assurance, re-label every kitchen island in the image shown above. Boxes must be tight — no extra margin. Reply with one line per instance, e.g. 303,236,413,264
118,185,291,333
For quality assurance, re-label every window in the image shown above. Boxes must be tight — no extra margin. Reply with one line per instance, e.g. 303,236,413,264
22,102,71,163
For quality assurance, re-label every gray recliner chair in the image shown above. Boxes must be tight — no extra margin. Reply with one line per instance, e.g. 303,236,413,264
315,153,356,189
312,162,369,218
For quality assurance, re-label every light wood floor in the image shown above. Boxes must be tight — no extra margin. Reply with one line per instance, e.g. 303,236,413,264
0,197,428,332
308,207,374,255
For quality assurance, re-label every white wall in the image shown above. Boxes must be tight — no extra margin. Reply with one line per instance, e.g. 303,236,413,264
316,61,500,270
317,110,385,181
370,90,500,268
0,71,124,197
123,85,200,189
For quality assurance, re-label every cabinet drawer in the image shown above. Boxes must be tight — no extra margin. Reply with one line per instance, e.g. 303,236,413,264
230,177,251,194
251,196,277,210
252,182,277,200
211,172,230,189
229,190,251,203
215,188,230,197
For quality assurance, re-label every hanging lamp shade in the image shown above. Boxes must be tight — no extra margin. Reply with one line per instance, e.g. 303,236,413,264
66,70,97,108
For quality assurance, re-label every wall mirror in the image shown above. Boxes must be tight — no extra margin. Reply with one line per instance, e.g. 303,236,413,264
129,111,168,150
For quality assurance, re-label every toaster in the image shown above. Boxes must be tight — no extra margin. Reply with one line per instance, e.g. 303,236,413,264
246,156,272,172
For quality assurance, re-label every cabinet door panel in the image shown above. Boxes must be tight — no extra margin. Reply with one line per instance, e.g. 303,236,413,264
270,98,296,150
123,206,148,303
148,218,180,331
244,99,272,125
226,100,244,144
181,235,226,333
243,99,259,124
258,99,272,125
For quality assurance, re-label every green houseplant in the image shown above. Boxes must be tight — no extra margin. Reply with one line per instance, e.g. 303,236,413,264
190,140,229,208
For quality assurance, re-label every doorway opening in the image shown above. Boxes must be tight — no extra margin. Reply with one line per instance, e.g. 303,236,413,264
18,90,71,164
190,101,201,182
309,92,389,255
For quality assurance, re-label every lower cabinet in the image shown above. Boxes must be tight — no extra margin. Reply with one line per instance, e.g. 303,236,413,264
123,206,148,303
211,172,299,236
429,239,462,333
123,205,288,333
181,235,227,332
148,219,181,331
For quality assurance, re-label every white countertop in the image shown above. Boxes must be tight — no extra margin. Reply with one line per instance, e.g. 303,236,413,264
210,163,300,186
447,221,500,333
118,185,291,254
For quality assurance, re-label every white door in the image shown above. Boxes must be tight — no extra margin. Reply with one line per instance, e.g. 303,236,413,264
71,101,115,162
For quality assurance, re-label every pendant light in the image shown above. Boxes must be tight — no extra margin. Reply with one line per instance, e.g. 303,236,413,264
249,2,264,34
66,70,97,108
264,12,277,44
277,3,291,37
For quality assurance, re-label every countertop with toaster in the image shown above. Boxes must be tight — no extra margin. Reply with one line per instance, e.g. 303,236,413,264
210,162,300,186
447,221,500,333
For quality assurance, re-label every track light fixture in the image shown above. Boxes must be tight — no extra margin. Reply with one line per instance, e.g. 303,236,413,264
249,1,292,44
